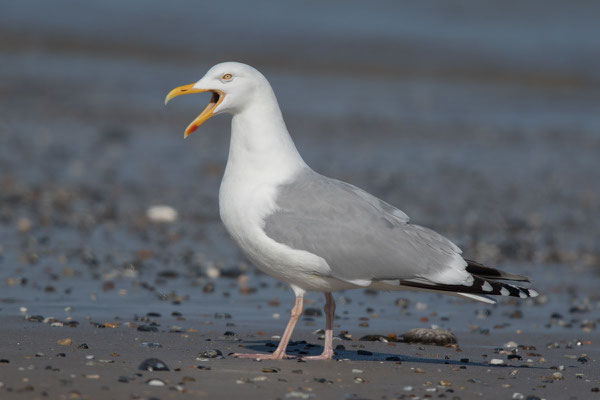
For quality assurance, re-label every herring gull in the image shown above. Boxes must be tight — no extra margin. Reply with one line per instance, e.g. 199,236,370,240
165,62,538,360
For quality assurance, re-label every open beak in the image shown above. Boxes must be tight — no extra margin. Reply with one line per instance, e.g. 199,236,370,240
165,84,225,137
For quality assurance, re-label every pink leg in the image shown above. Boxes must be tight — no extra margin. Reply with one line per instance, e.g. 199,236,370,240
303,292,335,360
233,295,303,360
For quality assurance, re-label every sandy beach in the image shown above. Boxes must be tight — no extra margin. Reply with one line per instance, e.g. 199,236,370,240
1,268,599,399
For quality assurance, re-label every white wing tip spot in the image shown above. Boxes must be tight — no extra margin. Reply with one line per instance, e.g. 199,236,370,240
500,288,510,296
518,291,528,299
481,281,493,292
528,289,539,298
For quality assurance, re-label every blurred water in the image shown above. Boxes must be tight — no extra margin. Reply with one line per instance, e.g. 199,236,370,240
0,1,599,326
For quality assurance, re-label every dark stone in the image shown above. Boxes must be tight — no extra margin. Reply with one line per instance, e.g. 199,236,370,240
137,324,159,332
146,312,161,317
401,328,457,346
138,358,170,371
157,270,178,278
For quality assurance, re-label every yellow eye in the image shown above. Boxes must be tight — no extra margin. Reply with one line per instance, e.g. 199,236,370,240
222,73,232,80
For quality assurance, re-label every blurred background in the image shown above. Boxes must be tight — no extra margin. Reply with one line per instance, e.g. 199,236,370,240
1,1,599,320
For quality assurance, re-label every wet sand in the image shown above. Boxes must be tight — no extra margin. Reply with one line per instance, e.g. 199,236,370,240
1,269,599,400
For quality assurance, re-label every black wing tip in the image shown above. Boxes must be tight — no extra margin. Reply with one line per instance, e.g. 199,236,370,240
465,259,530,282
400,276,539,299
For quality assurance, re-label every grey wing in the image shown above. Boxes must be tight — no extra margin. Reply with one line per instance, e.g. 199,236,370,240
263,169,470,286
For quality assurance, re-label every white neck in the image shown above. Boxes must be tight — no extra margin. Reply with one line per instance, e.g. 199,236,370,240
225,90,307,184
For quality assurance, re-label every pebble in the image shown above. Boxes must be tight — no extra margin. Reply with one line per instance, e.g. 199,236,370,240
146,205,178,223
551,372,564,380
137,324,158,332
138,358,170,371
262,367,280,373
56,338,72,346
140,342,162,348
490,359,504,365
512,393,524,399
395,298,410,309
146,378,166,386
203,282,216,292
285,392,315,399
352,369,363,373
198,349,223,359
402,328,457,346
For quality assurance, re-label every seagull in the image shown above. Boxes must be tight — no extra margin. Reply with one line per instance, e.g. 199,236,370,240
165,62,538,360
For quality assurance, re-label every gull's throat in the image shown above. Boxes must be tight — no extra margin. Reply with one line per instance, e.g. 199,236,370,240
185,90,224,136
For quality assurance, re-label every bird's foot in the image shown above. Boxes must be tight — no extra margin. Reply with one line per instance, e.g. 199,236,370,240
232,352,296,360
301,351,334,360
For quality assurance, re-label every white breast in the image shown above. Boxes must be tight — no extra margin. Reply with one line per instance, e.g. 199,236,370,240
219,160,341,290
214,93,356,292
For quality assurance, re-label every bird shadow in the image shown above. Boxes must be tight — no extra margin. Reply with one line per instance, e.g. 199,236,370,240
231,339,544,369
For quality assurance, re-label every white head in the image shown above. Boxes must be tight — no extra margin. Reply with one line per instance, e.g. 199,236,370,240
165,62,272,137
